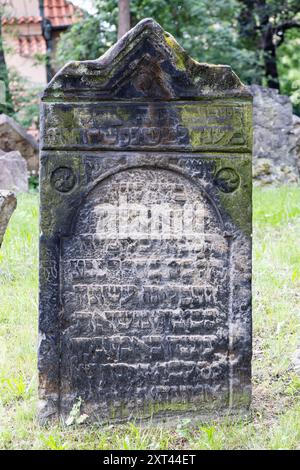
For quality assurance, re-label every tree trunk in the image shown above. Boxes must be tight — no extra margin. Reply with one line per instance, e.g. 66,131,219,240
118,0,130,40
263,25,280,90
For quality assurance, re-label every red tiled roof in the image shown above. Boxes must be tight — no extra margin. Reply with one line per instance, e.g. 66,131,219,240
44,0,81,27
2,16,42,25
18,35,47,56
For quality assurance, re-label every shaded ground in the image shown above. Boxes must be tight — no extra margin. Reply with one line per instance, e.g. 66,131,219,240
0,187,300,449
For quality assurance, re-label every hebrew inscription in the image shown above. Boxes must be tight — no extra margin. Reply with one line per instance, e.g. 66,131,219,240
42,102,252,152
60,169,230,417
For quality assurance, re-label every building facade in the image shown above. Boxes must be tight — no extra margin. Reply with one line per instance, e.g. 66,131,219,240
2,0,80,87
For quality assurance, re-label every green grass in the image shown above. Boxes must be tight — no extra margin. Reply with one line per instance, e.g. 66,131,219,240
1,186,300,449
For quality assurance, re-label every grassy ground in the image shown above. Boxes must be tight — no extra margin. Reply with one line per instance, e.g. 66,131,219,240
0,186,300,450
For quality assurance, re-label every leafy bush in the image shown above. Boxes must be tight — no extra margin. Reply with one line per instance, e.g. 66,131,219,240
8,68,41,129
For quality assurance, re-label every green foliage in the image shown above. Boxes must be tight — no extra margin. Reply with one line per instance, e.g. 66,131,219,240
237,1,300,85
55,0,257,84
131,0,258,83
8,68,41,129
55,0,300,104
278,29,300,115
0,14,13,115
54,13,115,69
253,185,300,226
28,175,39,192
65,397,88,426
41,434,67,451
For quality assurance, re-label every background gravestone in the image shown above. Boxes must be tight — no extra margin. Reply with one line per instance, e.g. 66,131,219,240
0,114,39,175
0,149,28,193
39,19,252,423
250,85,299,185
0,190,17,249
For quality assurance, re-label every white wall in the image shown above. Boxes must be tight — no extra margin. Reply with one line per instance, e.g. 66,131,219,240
4,0,40,18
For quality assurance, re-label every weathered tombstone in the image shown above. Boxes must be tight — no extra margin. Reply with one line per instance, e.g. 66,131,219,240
0,150,28,193
39,19,252,423
0,190,17,249
0,114,39,175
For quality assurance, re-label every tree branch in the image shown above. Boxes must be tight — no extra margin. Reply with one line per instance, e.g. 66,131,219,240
275,20,300,34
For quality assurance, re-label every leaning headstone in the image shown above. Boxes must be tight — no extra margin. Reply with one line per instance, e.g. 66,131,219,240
39,19,252,423
250,85,299,185
0,190,17,248
0,114,39,175
0,81,6,105
0,150,28,193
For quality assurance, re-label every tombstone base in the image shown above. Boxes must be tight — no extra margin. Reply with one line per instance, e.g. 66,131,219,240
38,381,251,425
38,399,251,426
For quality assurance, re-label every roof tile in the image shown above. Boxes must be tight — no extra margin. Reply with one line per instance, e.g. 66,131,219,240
2,1,81,28
18,35,47,56
44,0,80,27
2,16,42,25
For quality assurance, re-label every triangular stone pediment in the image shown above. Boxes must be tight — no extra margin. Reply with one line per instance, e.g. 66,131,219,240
43,18,250,101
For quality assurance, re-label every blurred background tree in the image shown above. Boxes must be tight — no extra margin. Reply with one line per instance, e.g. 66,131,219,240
277,29,300,113
55,0,258,83
29,0,300,116
0,1,14,115
237,0,300,90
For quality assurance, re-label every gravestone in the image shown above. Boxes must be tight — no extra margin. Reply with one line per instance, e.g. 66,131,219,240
0,114,39,175
39,19,252,423
0,190,17,249
250,85,299,185
0,150,28,193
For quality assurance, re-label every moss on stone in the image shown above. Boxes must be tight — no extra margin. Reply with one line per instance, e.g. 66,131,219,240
55,108,78,129
164,33,187,71
215,156,252,237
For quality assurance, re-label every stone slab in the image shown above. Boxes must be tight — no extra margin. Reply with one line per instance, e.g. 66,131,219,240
38,18,252,424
